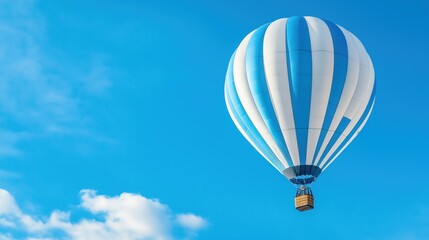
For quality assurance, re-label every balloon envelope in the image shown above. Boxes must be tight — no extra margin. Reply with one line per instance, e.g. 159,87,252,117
225,16,375,185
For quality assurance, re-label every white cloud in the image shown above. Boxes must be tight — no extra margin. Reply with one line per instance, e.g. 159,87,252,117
0,189,21,216
0,189,207,240
176,213,208,232
0,234,13,240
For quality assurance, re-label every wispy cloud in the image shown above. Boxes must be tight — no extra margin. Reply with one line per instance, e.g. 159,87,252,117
0,0,113,157
0,189,207,240
80,56,112,96
0,130,29,157
177,214,208,232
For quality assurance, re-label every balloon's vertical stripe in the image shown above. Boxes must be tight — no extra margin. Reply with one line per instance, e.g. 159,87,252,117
233,31,290,168
246,23,294,168
312,20,349,166
263,18,301,166
328,27,361,129
304,17,334,166
285,16,312,166
313,26,362,167
225,53,285,171
317,32,375,167
342,34,374,121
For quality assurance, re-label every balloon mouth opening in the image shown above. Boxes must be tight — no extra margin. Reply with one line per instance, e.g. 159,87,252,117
291,175,316,185
282,165,322,185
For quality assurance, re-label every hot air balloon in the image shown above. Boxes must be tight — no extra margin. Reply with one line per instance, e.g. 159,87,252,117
224,16,375,211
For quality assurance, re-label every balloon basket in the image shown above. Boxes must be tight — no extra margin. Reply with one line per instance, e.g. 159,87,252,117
295,186,314,211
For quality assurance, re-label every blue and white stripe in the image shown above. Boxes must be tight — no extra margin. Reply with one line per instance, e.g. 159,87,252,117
225,16,375,184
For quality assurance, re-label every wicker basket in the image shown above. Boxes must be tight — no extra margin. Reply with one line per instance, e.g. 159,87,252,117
295,194,314,211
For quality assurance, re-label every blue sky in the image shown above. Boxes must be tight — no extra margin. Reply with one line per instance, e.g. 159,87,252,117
0,0,428,239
